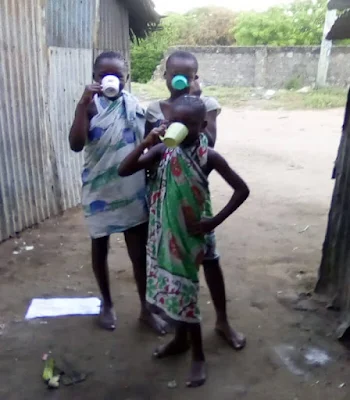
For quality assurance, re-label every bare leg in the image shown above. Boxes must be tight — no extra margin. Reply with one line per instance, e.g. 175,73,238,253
153,324,189,358
91,236,116,330
186,323,206,388
124,223,167,335
203,259,246,350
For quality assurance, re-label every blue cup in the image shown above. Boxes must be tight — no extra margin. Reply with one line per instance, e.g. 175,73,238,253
171,75,188,91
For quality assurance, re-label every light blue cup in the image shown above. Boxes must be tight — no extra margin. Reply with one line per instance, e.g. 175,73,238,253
171,75,188,91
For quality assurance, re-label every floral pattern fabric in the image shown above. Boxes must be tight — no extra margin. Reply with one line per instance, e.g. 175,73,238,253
146,134,209,324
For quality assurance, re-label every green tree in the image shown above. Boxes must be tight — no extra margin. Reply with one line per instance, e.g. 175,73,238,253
185,7,236,46
131,7,236,82
233,0,327,46
131,13,190,83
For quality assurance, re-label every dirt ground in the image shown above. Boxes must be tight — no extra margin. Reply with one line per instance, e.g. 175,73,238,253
1,107,349,400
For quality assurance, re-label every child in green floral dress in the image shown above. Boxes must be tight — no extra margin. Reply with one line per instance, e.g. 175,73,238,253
119,95,249,388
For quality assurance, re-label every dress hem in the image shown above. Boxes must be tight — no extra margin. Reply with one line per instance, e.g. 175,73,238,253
88,218,149,239
146,299,201,326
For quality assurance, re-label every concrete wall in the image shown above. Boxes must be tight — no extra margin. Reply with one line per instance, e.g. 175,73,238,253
154,46,350,88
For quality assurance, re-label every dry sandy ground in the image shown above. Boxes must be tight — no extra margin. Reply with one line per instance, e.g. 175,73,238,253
0,107,349,400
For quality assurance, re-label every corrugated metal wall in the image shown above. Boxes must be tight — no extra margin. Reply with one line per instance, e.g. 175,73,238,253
0,0,131,241
48,47,93,211
46,0,97,49
98,0,130,55
95,0,131,88
0,0,55,241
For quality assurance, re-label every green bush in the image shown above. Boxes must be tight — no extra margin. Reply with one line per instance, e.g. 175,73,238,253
131,14,189,83
131,43,164,83
232,0,327,46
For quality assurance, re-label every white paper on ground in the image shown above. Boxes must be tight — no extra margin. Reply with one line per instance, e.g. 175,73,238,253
25,297,101,320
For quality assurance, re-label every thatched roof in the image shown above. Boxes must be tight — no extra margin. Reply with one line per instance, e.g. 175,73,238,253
327,11,350,40
121,0,160,40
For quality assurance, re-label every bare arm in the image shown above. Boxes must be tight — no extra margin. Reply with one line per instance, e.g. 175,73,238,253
118,127,166,176
69,104,91,152
188,149,249,235
207,149,249,229
145,120,154,138
69,84,102,152
204,110,218,148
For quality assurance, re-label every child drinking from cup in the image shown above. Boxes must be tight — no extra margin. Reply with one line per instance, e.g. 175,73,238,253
119,95,249,387
145,51,220,147
145,50,246,350
69,51,166,334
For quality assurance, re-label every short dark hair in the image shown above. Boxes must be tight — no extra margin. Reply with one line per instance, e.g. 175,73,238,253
173,95,206,121
166,50,199,73
94,51,127,70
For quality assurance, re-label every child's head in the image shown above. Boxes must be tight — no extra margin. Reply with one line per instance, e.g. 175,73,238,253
93,51,128,93
170,95,206,147
165,51,199,97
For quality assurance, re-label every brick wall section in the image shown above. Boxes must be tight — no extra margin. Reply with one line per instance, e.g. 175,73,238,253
153,46,350,88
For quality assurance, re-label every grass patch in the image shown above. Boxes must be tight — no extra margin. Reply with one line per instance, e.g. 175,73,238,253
131,81,169,101
202,86,253,107
131,81,347,110
270,88,347,110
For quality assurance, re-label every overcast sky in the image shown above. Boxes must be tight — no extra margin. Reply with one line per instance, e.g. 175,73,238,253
153,0,293,14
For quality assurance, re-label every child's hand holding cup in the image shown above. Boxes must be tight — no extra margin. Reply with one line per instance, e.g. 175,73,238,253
143,125,166,148
144,122,189,149
160,122,188,148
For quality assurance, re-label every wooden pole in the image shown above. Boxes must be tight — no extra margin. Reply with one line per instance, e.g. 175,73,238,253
316,9,337,88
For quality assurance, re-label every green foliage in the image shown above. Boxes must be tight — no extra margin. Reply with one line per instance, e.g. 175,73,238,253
131,0,344,83
131,14,187,83
233,0,328,46
131,7,236,83
183,8,236,46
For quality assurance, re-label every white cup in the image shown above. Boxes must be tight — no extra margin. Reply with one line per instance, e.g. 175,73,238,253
101,75,120,98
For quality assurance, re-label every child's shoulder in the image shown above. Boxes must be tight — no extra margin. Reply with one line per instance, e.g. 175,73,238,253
123,91,145,116
206,147,226,173
207,147,225,164
145,100,162,123
201,96,221,115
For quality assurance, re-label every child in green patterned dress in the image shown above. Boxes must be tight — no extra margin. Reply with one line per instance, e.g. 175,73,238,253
146,50,246,350
119,95,249,388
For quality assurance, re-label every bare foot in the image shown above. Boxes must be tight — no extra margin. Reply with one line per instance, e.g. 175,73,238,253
186,360,207,388
98,304,116,331
215,322,246,350
153,338,190,359
140,311,168,336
